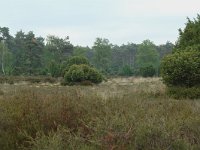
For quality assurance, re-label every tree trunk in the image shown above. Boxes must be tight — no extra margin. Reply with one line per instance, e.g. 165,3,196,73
1,44,5,75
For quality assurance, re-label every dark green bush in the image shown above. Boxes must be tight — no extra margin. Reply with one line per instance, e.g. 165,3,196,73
139,65,156,77
67,56,89,67
61,56,90,77
64,64,103,85
167,86,200,99
161,50,200,87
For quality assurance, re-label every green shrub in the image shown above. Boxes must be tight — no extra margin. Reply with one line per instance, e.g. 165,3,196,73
161,50,200,87
161,15,200,99
139,65,156,77
67,56,89,67
167,86,200,99
61,56,90,77
64,64,103,85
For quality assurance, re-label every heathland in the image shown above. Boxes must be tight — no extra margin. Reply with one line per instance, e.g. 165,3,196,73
0,77,200,149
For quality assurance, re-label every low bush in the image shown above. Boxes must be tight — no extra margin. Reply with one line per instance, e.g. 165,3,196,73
167,86,200,99
64,64,103,85
61,56,90,77
161,49,200,87
161,49,200,99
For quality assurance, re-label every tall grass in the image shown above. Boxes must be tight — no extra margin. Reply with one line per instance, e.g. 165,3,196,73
0,78,200,149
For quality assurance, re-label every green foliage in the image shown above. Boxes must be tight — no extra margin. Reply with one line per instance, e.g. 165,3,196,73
136,40,159,76
161,15,200,99
0,26,174,76
13,31,44,75
161,49,200,87
111,44,137,75
119,65,134,76
73,46,91,57
93,38,112,73
157,41,174,59
48,60,61,77
64,64,103,85
167,86,200,99
175,14,200,51
67,56,89,68
0,43,14,75
139,65,156,77
62,56,90,77
45,35,73,62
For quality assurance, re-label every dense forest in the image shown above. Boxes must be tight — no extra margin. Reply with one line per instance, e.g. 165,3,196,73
0,27,173,77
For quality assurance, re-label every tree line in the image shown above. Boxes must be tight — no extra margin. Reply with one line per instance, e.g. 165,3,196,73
0,27,173,77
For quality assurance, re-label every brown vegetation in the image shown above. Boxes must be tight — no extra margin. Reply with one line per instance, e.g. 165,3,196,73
0,77,200,149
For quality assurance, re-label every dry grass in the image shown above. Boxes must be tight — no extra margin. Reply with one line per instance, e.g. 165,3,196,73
0,77,200,150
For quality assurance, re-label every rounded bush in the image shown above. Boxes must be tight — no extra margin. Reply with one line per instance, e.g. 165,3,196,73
161,50,200,87
64,64,103,85
61,56,90,77
67,56,89,67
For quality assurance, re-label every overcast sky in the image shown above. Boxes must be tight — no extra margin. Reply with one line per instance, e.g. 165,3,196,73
0,0,199,46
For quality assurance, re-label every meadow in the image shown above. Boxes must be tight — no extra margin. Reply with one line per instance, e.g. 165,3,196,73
0,77,200,150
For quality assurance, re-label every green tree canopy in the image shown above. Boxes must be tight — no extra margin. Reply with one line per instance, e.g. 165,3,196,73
45,35,73,63
175,14,200,51
93,38,112,73
136,40,159,76
13,31,44,75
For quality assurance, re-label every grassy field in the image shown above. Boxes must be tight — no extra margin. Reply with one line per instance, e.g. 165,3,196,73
0,77,200,150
